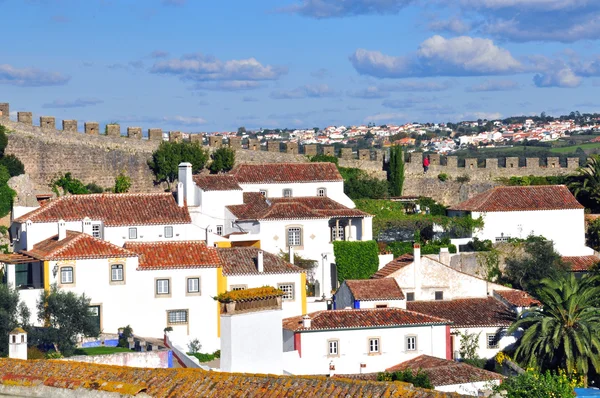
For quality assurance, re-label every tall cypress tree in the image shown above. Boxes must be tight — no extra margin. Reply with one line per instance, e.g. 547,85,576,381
388,145,405,196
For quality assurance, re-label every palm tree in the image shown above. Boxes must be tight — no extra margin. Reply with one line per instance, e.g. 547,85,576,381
508,273,600,378
568,155,600,209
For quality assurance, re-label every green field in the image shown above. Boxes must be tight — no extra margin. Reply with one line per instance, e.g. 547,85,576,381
73,346,132,356
550,142,600,153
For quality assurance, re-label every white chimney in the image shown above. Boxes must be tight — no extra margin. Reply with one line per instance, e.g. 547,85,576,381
25,220,33,251
413,243,421,296
257,250,264,273
177,182,184,207
288,246,294,265
439,247,450,265
302,314,311,328
58,219,66,241
206,228,214,247
178,162,194,206
8,328,27,360
82,217,92,235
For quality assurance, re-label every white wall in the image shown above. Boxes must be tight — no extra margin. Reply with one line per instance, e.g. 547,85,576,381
239,181,355,208
227,273,304,318
473,209,593,256
221,309,283,374
452,327,516,360
436,380,501,396
359,299,406,310
287,325,447,375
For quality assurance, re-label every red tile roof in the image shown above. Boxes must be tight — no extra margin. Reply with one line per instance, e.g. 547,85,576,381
449,185,583,212
493,289,540,308
23,231,136,261
283,308,450,332
227,193,369,221
344,279,405,301
193,175,242,191
371,254,414,279
562,255,600,272
217,247,304,276
230,162,342,184
14,193,191,227
0,358,465,398
407,297,515,328
124,241,221,270
385,355,504,386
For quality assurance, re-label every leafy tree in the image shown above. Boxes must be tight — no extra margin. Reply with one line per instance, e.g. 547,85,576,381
493,369,581,398
587,218,600,252
502,236,568,293
35,286,100,356
0,125,8,156
51,173,89,196
340,167,388,199
85,183,105,194
310,154,338,165
509,274,600,378
0,284,30,356
333,241,379,283
209,147,235,174
388,145,405,196
0,165,10,185
568,154,600,211
0,184,16,218
377,369,434,389
0,154,25,177
148,141,209,189
114,171,132,193
237,126,246,136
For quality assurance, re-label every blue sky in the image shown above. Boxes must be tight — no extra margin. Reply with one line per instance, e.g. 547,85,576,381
1,0,600,131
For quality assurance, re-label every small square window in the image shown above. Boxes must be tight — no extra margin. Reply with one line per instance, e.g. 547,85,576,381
61,267,73,284
216,225,223,236
317,188,326,197
369,338,380,353
164,226,173,239
406,336,417,351
435,291,443,300
231,285,247,291
283,189,292,198
111,264,124,282
406,292,415,302
278,283,294,300
487,334,499,349
287,227,302,247
259,190,267,197
92,224,102,239
156,279,170,295
187,277,200,294
129,228,137,240
375,304,388,308
328,339,339,356
331,225,345,241
167,309,188,325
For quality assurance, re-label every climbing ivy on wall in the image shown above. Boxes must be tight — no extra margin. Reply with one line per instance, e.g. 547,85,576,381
333,240,379,282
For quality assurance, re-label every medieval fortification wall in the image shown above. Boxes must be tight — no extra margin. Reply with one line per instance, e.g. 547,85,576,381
0,102,580,205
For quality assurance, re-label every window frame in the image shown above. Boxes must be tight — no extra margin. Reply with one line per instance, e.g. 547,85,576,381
167,309,188,325
368,337,381,355
286,226,303,248
434,291,444,300
91,223,102,239
155,278,171,298
331,225,345,242
109,263,125,285
406,292,415,302
259,189,268,197
283,188,293,198
406,335,417,351
486,333,499,349
230,284,247,291
277,283,295,301
164,226,173,239
128,227,138,240
60,266,74,285
216,225,223,236
327,339,340,357
186,277,201,296
317,187,327,197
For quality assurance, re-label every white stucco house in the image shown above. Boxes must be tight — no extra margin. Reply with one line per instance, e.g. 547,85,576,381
448,185,593,256
282,308,451,375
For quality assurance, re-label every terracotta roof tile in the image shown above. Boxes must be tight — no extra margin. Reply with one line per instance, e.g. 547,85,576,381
217,247,304,276
230,162,342,183
193,175,242,191
371,254,414,279
407,298,515,328
562,255,600,272
283,308,450,332
449,185,583,212
14,193,191,227
227,193,369,221
344,279,405,301
385,355,504,386
0,359,466,398
22,231,136,261
493,289,540,308
124,241,221,270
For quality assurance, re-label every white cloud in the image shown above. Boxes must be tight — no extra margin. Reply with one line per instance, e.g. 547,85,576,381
0,64,70,87
270,84,338,99
534,68,582,88
192,81,263,91
466,79,520,92
428,17,472,34
283,0,413,18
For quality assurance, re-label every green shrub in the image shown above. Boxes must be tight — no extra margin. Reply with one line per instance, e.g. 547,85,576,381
209,147,235,173
114,172,132,193
377,369,434,389
118,325,133,348
437,173,449,182
492,369,579,398
0,165,10,185
310,154,338,165
0,154,25,177
385,239,457,258
190,351,221,363
85,183,105,194
333,241,379,283
0,184,16,218
456,174,470,183
27,346,46,360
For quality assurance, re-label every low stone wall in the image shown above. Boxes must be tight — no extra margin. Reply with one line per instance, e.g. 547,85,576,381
163,332,209,369
62,350,173,368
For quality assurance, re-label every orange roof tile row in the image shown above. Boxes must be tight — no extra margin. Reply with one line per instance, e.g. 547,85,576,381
407,298,515,328
193,175,242,191
230,162,343,183
493,289,540,308
562,255,600,272
14,193,191,227
371,254,414,279
24,232,136,261
283,308,450,332
124,241,221,270
217,247,304,276
344,279,405,301
449,185,583,212
0,359,467,398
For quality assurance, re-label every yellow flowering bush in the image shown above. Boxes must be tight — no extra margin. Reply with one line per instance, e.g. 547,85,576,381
214,286,284,303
